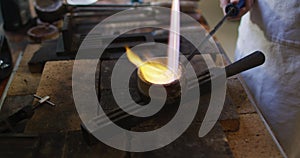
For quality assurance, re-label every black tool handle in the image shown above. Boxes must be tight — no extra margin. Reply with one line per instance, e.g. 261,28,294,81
225,0,246,17
7,106,34,126
0,105,34,133
225,51,265,78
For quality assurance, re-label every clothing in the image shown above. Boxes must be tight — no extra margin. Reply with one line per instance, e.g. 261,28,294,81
235,1,300,157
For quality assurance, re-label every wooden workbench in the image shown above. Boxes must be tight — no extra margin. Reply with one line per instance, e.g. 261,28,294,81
15,44,279,158
0,2,282,157
0,42,282,158
28,57,237,157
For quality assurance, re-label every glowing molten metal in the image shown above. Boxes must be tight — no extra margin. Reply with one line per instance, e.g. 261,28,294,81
125,47,180,85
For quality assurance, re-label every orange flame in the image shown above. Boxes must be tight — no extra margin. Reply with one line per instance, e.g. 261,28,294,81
125,46,178,84
125,46,144,67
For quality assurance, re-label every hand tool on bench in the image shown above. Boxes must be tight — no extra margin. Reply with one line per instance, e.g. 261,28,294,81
0,95,55,133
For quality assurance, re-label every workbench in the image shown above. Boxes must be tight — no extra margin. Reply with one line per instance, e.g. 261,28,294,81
0,3,282,158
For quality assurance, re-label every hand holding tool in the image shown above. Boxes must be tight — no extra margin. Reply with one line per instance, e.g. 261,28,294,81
225,0,246,17
209,0,246,38
187,0,246,61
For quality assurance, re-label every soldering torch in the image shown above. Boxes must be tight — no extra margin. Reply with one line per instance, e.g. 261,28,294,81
187,0,246,60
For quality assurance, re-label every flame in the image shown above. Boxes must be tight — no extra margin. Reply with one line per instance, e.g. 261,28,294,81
125,46,178,84
125,46,144,67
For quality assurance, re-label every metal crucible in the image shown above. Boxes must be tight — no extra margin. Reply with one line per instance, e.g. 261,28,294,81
137,57,186,103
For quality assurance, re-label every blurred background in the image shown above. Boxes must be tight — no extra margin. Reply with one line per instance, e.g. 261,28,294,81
0,0,240,61
199,0,240,62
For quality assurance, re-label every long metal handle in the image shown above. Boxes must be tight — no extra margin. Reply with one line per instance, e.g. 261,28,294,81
225,51,265,78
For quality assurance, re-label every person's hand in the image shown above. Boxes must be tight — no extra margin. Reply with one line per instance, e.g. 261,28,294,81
219,0,254,20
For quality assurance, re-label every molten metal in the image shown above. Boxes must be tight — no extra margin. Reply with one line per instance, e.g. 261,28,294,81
125,46,180,85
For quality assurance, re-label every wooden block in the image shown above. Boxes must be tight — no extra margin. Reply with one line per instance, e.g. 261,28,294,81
227,77,256,114
225,114,282,158
224,78,282,157
7,45,42,96
219,95,240,132
7,72,42,96
25,59,102,133
25,60,76,133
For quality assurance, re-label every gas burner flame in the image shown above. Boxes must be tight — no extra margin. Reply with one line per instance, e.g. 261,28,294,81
125,46,180,85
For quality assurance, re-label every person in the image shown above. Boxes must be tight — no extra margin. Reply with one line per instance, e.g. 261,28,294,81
219,0,300,157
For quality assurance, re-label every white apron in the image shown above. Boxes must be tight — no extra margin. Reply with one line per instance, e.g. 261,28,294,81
235,1,300,157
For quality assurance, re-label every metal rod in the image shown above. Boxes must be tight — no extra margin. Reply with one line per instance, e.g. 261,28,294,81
185,7,234,62
0,51,23,110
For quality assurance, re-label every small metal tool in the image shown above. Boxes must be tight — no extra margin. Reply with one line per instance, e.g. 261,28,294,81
187,0,246,61
32,94,55,110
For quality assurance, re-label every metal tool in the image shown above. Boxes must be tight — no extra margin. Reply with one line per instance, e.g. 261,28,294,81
33,94,55,109
0,95,55,133
187,0,246,61
210,0,246,36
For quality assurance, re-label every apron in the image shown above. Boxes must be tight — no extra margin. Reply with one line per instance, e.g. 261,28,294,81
235,1,300,157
